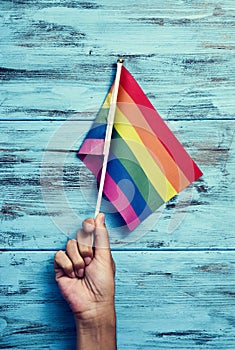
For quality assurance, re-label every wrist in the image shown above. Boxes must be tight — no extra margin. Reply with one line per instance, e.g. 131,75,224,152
75,304,116,350
74,302,116,325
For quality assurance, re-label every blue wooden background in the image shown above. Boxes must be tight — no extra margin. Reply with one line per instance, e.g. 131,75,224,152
0,0,234,349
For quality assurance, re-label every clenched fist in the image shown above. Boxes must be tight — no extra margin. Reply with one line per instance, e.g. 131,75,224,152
54,213,116,350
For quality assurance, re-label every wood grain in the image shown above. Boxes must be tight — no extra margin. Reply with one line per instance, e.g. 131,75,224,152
0,120,234,249
0,0,234,348
0,251,234,349
1,1,234,121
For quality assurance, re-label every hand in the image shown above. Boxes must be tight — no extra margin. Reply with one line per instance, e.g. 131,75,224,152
54,213,116,350
54,213,115,320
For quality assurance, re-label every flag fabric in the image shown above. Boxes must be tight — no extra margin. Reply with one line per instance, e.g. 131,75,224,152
78,66,203,230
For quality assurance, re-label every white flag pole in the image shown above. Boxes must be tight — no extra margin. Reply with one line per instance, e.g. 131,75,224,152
94,58,123,218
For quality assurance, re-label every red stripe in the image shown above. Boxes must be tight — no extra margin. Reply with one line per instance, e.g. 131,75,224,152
119,67,155,111
119,67,203,182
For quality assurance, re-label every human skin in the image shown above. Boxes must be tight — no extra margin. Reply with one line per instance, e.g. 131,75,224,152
54,213,116,350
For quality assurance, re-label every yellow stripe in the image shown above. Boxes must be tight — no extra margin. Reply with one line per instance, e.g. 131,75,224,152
103,92,112,109
114,108,177,202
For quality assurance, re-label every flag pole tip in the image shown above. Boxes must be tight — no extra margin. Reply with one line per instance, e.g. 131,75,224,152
117,57,124,63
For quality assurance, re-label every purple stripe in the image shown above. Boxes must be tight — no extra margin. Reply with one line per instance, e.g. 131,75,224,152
78,138,104,156
77,153,141,230
104,173,141,230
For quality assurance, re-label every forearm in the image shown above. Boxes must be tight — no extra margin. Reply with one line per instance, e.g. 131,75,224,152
75,307,117,350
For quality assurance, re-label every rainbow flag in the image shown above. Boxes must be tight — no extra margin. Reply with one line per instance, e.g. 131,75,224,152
78,65,203,230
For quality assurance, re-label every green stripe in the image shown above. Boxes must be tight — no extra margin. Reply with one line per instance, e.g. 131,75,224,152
94,93,110,125
111,128,164,211
95,105,109,124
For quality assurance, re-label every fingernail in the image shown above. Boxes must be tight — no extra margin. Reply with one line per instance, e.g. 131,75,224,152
83,218,95,233
84,257,92,266
78,269,84,278
98,213,105,224
70,271,76,278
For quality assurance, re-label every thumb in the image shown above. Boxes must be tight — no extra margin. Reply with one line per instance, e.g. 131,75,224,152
94,213,111,255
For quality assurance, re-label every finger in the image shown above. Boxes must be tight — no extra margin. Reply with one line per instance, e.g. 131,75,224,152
76,218,95,265
54,250,75,279
94,213,111,257
82,217,95,234
66,239,85,278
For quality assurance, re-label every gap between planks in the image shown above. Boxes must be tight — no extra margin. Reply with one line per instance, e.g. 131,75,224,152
0,117,234,122
1,247,235,252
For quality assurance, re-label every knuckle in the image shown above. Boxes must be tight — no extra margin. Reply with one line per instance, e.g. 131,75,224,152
79,244,92,257
54,250,63,261
66,239,75,250
74,260,85,270
63,260,73,272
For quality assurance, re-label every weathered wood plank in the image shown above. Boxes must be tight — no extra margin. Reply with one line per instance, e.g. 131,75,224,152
1,1,234,350
0,1,234,121
1,119,233,151
0,251,234,349
1,64,233,121
0,120,234,249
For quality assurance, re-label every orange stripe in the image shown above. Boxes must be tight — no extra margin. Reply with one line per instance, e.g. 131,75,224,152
134,126,190,192
118,68,203,182
116,86,190,192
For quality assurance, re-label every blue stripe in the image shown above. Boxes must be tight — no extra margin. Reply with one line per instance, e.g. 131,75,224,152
86,123,106,140
106,155,152,218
